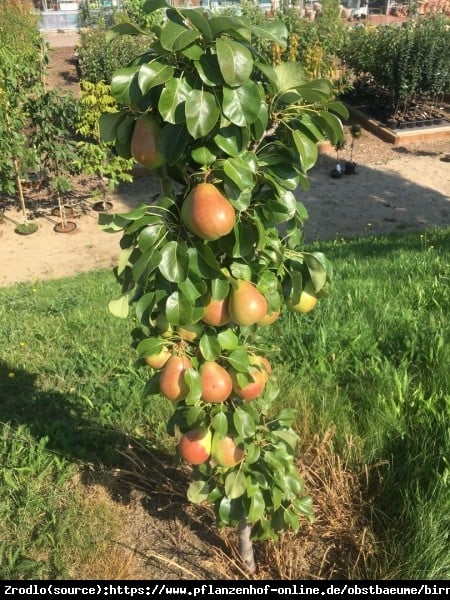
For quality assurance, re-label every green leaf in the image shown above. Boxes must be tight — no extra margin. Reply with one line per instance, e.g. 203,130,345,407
292,130,319,173
271,430,299,455
244,443,260,465
138,223,165,253
108,293,130,318
252,21,288,46
276,408,297,427
284,507,300,531
159,123,189,164
136,337,165,359
160,21,200,52
247,489,265,522
185,89,220,138
158,76,191,124
213,125,243,157
110,66,139,105
211,278,229,301
191,145,217,166
211,411,228,436
187,479,210,504
132,248,161,283
178,8,212,41
184,368,202,403
233,406,256,438
273,62,307,94
106,22,150,42
195,52,223,86
327,100,350,121
226,348,250,372
99,112,126,143
293,495,315,522
143,0,169,12
199,334,221,361
223,156,255,191
217,329,239,351
208,16,252,42
303,252,329,291
159,241,189,283
135,292,156,324
312,111,345,147
179,273,207,302
216,39,253,87
297,79,333,102
165,290,193,325
225,471,246,500
222,82,261,127
138,62,174,95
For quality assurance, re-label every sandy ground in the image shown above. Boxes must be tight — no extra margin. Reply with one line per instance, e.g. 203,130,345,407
1,31,449,288
1,145,449,288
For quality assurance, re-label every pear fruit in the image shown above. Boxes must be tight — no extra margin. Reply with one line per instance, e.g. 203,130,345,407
159,355,192,402
130,114,164,170
200,361,233,404
228,280,268,326
202,297,230,327
178,428,212,465
287,281,318,314
181,183,236,241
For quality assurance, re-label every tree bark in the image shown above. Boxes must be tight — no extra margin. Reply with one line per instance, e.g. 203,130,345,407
238,520,256,573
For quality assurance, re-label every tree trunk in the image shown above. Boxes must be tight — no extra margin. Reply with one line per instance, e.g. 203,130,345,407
238,520,256,573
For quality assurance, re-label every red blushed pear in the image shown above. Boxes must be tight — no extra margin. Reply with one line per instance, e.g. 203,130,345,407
159,355,192,402
130,114,164,170
228,280,268,327
178,428,212,465
181,183,236,241
230,366,267,400
211,435,245,468
249,354,272,381
200,361,233,403
258,308,280,326
201,296,230,327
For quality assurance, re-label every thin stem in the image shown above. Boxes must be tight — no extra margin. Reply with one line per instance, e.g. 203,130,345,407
14,160,28,225
238,520,256,573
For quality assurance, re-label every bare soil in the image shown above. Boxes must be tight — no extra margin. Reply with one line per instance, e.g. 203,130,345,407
1,38,449,580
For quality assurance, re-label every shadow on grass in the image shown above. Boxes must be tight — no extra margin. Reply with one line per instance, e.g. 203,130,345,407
0,360,226,559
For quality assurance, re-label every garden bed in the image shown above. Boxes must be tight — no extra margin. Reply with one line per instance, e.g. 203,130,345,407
344,101,450,145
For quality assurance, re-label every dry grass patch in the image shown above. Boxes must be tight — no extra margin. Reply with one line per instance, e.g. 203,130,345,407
76,432,377,580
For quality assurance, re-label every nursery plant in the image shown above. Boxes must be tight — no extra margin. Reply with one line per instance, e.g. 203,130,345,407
76,80,134,212
0,48,40,234
100,1,347,570
27,89,81,232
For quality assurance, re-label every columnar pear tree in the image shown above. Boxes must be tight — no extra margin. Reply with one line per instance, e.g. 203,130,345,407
100,1,347,570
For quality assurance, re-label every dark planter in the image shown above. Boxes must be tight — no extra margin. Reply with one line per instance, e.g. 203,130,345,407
92,201,113,212
344,161,357,175
387,118,398,130
54,221,77,233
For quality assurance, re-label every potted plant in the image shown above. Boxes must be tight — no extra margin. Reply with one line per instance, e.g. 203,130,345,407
344,123,361,175
100,2,347,571
27,88,81,231
75,80,134,212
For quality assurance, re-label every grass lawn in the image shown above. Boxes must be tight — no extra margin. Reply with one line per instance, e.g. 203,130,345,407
1,227,449,579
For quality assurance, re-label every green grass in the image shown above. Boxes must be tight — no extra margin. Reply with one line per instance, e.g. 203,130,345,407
1,229,449,579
